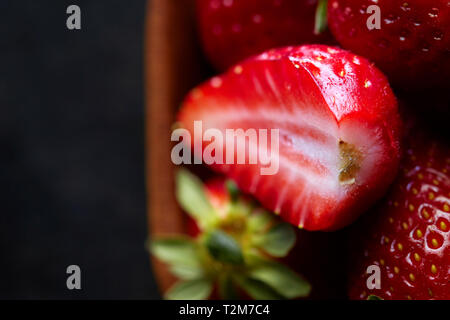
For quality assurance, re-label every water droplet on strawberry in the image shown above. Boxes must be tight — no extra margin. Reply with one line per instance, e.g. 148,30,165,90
428,8,439,18
421,42,431,52
401,2,411,12
384,16,395,25
399,29,410,42
432,30,443,41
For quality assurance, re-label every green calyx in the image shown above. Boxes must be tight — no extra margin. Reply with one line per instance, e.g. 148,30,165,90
149,169,311,300
204,229,244,265
314,0,329,35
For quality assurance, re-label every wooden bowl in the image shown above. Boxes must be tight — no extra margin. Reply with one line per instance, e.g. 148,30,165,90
144,0,212,294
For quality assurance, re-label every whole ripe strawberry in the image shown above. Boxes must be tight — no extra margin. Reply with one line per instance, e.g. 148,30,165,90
348,132,450,300
196,0,333,71
151,170,312,300
177,44,402,231
327,0,450,89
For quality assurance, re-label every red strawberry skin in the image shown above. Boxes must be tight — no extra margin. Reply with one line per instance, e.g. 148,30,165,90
196,0,333,71
178,45,402,231
328,0,450,89
348,133,450,300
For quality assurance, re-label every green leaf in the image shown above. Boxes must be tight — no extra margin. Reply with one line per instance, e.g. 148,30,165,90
176,169,217,227
218,275,239,300
205,230,244,265
165,279,213,300
314,0,328,35
149,237,200,267
248,261,311,299
258,223,296,257
170,265,204,280
248,211,273,232
225,179,239,202
367,295,383,300
234,276,283,300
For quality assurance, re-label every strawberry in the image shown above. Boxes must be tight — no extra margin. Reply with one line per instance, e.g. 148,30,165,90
151,170,312,300
177,45,402,231
348,131,450,300
327,0,450,89
196,0,333,71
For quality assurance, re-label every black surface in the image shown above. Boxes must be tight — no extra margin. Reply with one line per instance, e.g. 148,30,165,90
0,1,159,299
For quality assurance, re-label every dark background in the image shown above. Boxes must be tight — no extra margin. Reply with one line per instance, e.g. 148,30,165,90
0,1,160,298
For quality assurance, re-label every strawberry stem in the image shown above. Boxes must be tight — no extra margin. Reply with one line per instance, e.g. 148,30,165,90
314,0,328,35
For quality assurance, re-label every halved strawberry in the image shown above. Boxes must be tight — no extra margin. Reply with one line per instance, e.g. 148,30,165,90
348,131,450,300
196,0,334,71
177,45,402,231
